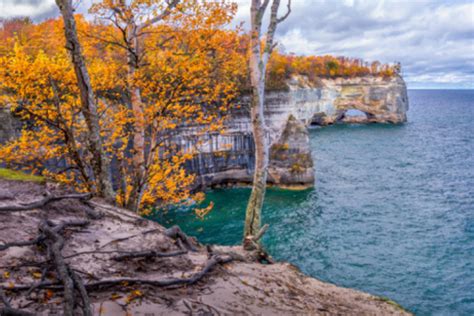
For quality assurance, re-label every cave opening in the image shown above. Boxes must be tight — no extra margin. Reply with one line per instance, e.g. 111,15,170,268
344,109,368,117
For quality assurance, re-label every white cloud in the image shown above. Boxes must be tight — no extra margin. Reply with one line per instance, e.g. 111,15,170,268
0,0,56,20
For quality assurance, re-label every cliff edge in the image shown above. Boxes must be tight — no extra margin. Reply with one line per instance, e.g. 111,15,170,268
0,177,410,315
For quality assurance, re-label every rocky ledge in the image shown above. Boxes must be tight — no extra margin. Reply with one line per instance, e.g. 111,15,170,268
0,178,410,315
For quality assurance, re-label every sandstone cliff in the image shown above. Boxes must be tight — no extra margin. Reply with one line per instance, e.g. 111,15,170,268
0,177,410,315
179,75,408,189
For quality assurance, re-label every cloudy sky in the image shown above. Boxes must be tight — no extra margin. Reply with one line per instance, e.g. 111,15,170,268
1,0,473,89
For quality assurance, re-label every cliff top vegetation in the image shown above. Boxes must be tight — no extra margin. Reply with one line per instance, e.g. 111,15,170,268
1,16,400,93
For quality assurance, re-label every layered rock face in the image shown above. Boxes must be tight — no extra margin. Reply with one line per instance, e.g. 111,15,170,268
180,75,408,189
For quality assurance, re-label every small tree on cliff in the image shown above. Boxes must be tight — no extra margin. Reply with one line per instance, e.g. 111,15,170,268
243,0,291,245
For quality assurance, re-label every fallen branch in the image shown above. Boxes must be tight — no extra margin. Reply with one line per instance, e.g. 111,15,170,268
0,193,92,213
253,224,269,242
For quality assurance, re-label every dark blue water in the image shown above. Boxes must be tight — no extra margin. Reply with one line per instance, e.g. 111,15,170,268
152,90,474,315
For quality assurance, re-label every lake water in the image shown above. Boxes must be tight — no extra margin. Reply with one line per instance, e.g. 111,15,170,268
152,90,474,315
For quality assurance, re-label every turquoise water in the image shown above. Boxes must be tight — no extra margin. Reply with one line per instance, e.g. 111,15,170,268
152,90,474,315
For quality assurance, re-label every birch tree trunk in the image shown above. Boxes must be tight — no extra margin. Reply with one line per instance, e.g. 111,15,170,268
244,0,291,242
55,0,115,201
125,24,147,213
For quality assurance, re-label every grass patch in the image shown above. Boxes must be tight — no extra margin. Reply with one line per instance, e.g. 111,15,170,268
0,168,44,182
376,296,411,314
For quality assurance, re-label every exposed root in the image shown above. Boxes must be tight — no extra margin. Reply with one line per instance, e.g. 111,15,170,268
165,225,198,251
1,283,35,316
70,268,92,316
243,224,275,263
1,219,89,252
0,307,35,316
4,255,233,293
112,249,187,261
39,220,77,316
0,193,92,213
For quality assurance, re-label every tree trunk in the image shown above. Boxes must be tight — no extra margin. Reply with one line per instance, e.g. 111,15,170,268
244,0,268,239
244,0,289,242
55,0,115,201
125,25,147,213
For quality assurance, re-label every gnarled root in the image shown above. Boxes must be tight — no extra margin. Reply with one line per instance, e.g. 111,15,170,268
0,192,92,213
165,225,198,251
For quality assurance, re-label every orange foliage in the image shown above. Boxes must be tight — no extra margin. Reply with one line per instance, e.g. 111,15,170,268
0,3,245,211
265,51,400,90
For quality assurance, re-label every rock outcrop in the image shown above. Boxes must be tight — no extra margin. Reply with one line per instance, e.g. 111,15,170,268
0,178,410,315
180,75,408,189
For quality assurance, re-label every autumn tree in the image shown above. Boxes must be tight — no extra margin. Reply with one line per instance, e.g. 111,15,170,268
88,0,243,212
0,2,244,213
243,0,291,246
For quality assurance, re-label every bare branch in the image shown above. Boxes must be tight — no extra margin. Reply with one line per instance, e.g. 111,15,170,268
138,0,180,30
277,0,291,23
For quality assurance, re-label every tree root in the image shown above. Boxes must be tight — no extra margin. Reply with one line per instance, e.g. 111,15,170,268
0,220,89,252
243,224,275,264
70,268,92,316
0,288,34,316
85,254,232,289
0,307,35,316
4,255,233,293
0,193,92,213
39,220,77,316
112,249,187,261
165,225,198,251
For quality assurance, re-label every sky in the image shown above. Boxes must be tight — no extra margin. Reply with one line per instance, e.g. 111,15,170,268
1,0,473,89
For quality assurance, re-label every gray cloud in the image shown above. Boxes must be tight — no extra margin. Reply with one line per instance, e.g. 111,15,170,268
267,0,474,89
